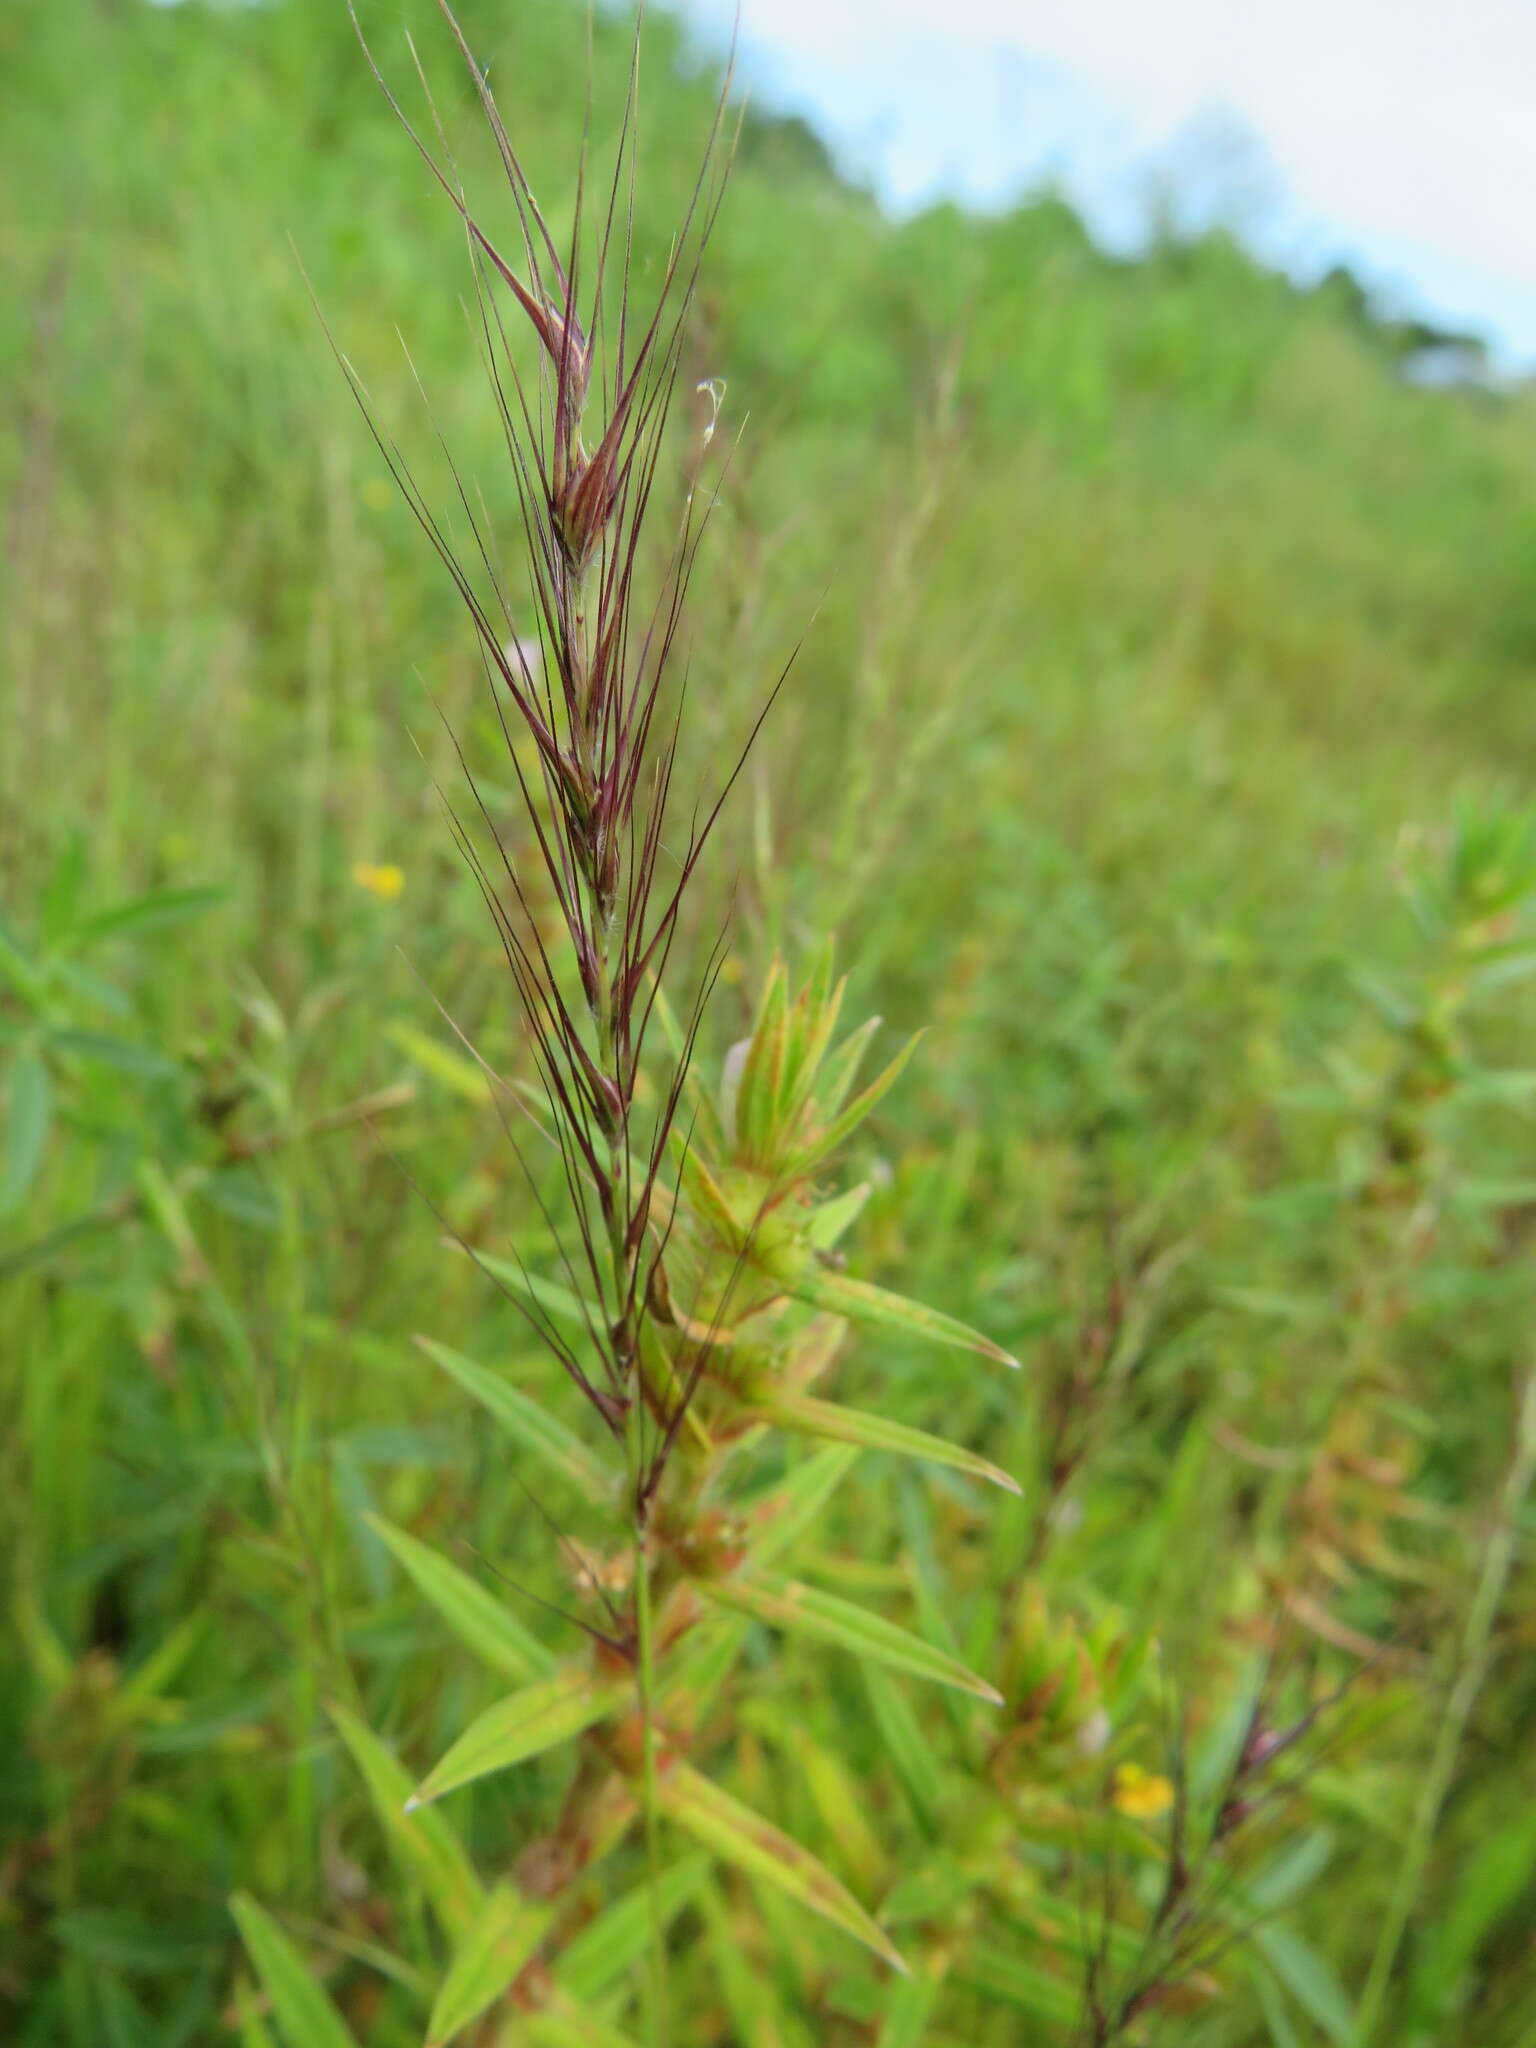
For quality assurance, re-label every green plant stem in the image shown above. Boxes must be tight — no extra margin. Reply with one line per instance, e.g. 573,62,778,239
609,1114,669,2048
613,1158,667,2048
1353,1362,1536,2044
632,1509,668,2048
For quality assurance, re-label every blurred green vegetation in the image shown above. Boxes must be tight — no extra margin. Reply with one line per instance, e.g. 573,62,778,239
4,1,1536,2042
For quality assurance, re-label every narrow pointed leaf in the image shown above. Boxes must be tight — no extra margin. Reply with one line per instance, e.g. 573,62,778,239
814,1015,881,1121
229,1895,355,2048
1408,1801,1536,2016
736,963,788,1161
4,1052,52,1211
782,965,846,1127
749,1445,862,1567
788,1034,920,1175
234,1978,281,2048
649,982,725,1151
862,1667,944,1833
75,885,224,946
958,1943,1081,2023
755,1391,1021,1493
553,1856,708,2002
415,1336,613,1495
53,1030,179,1081
756,1715,884,1892
783,1266,1020,1367
0,925,48,1012
778,989,813,1119
525,1998,644,2048
665,1453,864,1736
877,1967,944,2048
1251,1925,1353,2044
698,1886,810,2048
408,1668,629,1807
426,1883,552,2047
702,1574,1002,1702
467,1255,605,1341
806,942,838,1018
804,1181,872,1252
327,1704,484,1937
677,1147,749,1249
658,1762,907,1974
366,1513,555,1679
386,1023,495,1103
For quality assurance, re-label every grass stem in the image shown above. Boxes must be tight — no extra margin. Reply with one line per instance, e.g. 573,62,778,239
633,1512,668,2048
1352,1361,1536,2044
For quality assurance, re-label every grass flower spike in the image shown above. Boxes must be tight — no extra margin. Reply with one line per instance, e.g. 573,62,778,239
232,9,1018,2042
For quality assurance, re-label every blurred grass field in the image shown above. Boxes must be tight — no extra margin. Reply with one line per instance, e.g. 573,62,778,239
4,2,1536,2042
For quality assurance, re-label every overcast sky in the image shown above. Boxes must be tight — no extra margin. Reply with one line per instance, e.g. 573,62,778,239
674,0,1536,366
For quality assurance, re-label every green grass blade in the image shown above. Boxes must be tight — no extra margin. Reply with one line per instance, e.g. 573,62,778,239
73,884,224,946
803,1180,872,1251
408,1669,629,1808
414,1336,614,1495
1252,1924,1353,2044
658,1762,907,1975
468,1252,604,1336
741,1709,884,1893
52,1028,180,1080
696,1885,814,2048
95,1973,159,2048
425,1883,552,2047
735,959,787,1159
234,1979,282,2048
956,1943,1081,2024
1407,1801,1536,2023
3,1050,53,1211
782,1266,1019,1367
748,1445,861,1567
754,1391,1020,1494
862,1667,945,1834
1252,1965,1305,2048
647,980,725,1152
812,1015,882,1121
365,1512,555,1680
780,962,845,1129
0,924,48,1012
876,1966,943,2048
553,1856,708,2003
326,1704,484,1938
787,1032,920,1174
386,1023,495,1103
702,1574,1003,1702
524,1995,644,2048
229,1895,356,2048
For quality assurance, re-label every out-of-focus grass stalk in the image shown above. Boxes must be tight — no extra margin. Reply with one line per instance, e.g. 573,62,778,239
269,12,1019,2041
1353,1361,1536,2044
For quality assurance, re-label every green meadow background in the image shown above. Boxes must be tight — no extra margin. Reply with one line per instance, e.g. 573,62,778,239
4,1,1536,2042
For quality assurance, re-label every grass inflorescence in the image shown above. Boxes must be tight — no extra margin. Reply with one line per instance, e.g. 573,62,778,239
6,2,1536,2044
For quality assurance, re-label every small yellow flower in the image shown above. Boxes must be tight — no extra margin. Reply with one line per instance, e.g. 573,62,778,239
1111,1762,1175,1821
353,862,405,902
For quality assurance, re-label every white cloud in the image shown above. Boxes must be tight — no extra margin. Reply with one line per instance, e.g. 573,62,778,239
677,0,1536,361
